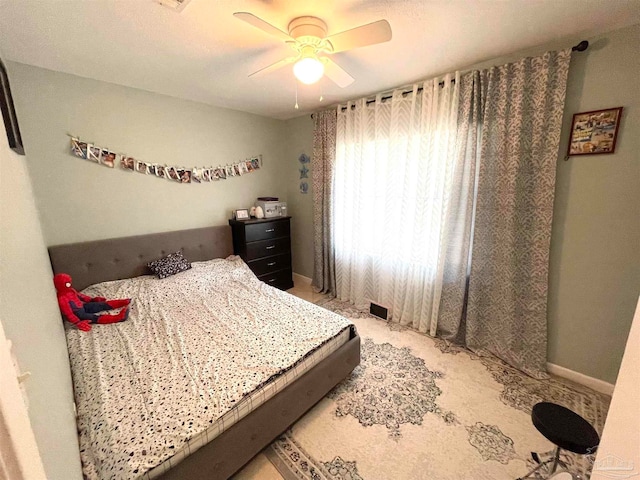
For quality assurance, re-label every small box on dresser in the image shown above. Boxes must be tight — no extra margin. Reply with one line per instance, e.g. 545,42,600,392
228,216,294,290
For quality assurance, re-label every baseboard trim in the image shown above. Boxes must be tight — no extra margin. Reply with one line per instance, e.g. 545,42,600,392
547,362,615,396
292,273,312,288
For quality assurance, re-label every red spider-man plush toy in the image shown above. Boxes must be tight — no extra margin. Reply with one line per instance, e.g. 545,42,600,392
53,273,131,332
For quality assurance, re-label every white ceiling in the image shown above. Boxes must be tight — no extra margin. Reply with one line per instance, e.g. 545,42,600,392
0,0,638,120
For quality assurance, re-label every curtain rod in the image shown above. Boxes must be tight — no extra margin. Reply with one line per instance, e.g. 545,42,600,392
312,40,589,117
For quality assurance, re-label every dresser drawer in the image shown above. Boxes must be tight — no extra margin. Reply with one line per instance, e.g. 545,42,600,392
258,268,293,290
245,220,290,243
248,253,291,277
246,237,290,260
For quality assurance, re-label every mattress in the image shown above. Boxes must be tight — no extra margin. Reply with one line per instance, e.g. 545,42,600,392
65,256,353,480
144,327,350,479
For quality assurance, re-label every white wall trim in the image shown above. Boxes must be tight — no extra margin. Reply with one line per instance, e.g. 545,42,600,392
0,320,47,480
292,273,312,288
547,362,615,396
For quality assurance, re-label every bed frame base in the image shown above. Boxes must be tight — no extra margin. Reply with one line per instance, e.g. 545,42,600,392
158,330,361,480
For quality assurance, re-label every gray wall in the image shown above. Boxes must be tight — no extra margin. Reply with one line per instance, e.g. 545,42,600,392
285,24,640,384
283,115,315,278
548,24,639,384
0,102,82,477
7,62,288,246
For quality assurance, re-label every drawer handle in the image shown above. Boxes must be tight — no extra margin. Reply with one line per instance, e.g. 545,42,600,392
266,245,276,250
268,278,277,283
267,262,276,266
265,228,275,233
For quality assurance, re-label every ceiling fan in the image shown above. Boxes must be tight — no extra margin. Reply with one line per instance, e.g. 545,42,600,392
233,12,392,88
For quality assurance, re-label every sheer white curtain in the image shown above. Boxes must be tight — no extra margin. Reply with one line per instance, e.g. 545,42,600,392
334,74,465,334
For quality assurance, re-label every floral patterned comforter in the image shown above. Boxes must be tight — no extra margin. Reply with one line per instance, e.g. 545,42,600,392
66,256,352,480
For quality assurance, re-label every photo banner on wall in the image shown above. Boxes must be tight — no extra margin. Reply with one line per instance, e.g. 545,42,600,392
69,136,262,183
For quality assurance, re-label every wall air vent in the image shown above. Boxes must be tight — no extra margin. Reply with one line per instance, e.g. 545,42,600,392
154,0,191,12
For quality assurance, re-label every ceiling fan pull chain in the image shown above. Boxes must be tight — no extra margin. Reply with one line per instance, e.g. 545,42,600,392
294,80,299,110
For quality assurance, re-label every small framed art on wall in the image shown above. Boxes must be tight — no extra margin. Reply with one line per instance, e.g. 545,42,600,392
567,107,623,156
0,58,24,155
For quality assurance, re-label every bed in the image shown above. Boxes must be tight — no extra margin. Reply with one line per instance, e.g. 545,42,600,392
48,225,361,480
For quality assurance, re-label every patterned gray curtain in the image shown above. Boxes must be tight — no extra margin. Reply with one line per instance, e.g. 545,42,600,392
465,50,571,378
311,109,337,294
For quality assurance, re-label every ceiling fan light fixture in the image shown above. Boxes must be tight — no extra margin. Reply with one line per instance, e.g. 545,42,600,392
235,12,389,88
293,56,324,85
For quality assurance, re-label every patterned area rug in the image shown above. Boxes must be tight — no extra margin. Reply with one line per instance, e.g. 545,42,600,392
266,299,610,480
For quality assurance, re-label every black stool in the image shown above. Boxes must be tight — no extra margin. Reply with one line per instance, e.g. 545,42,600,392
517,402,600,479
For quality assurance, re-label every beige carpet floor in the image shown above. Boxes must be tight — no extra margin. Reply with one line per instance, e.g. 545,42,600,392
261,299,610,480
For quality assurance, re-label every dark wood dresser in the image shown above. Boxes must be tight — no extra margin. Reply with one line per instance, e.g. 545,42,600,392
228,216,294,290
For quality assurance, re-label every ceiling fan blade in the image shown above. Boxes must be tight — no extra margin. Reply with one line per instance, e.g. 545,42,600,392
233,12,293,42
323,58,354,88
249,57,297,78
325,20,392,53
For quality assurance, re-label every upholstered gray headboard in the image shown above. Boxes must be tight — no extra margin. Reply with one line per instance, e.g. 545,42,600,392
48,225,233,291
